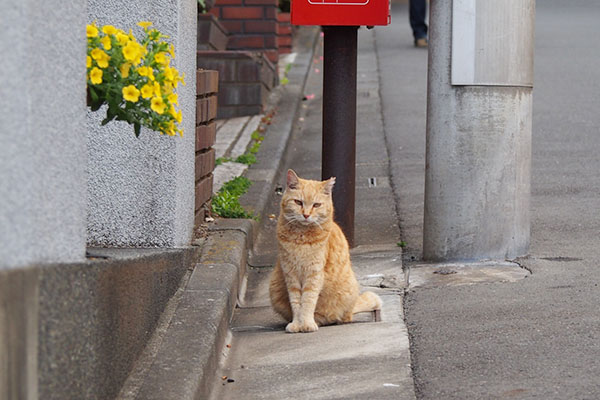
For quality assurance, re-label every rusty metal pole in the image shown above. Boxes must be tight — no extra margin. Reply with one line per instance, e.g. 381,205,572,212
322,26,358,247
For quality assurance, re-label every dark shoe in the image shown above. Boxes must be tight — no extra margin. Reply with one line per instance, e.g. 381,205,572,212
414,38,428,48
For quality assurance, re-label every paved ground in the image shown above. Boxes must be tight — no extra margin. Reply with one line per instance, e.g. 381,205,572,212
209,27,416,400
126,2,600,399
378,2,600,399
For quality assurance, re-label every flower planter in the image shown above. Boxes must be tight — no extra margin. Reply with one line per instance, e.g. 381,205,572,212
197,13,229,51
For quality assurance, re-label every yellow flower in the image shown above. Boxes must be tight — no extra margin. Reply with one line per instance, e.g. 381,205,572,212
122,41,141,62
91,48,110,68
101,35,112,50
162,82,174,95
86,24,98,38
168,44,175,58
153,82,161,97
86,56,92,68
137,66,155,80
167,93,178,106
163,66,175,81
141,84,154,99
116,32,130,45
154,52,168,65
151,97,166,114
102,25,117,35
138,21,153,30
122,85,140,102
90,67,103,84
170,106,182,123
120,63,131,78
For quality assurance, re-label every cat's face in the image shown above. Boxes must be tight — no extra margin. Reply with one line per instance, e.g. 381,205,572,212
281,170,335,227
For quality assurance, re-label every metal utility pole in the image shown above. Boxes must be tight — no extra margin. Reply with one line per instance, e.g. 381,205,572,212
322,26,358,247
423,0,535,261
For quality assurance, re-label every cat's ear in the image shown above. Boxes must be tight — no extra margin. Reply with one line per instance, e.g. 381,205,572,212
287,169,300,190
323,177,335,195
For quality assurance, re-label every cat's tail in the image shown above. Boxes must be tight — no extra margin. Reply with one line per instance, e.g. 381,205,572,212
352,291,382,314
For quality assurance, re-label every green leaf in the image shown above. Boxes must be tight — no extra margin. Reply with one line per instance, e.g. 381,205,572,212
134,123,141,137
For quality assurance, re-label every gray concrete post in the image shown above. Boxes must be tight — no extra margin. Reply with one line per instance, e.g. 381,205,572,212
87,0,197,247
423,0,535,261
0,0,87,268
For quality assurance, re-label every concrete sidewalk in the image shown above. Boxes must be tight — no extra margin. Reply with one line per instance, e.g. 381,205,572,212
209,28,416,399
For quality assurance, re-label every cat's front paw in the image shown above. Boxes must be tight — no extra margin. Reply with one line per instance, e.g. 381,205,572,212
300,320,319,333
286,321,302,333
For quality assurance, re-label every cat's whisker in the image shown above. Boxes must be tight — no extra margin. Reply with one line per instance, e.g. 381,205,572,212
314,220,324,231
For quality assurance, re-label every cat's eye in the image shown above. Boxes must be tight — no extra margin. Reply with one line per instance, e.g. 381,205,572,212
313,203,322,208
294,200,303,206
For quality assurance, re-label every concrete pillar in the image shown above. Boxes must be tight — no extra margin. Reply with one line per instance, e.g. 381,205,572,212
423,0,535,261
0,0,87,268
87,0,197,247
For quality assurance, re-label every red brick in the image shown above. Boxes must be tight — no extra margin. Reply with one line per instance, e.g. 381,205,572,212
222,6,264,19
264,49,279,64
196,97,213,123
278,25,292,36
208,95,218,120
197,69,219,96
197,56,236,82
195,148,216,179
208,8,220,18
277,12,291,22
228,36,265,49
265,7,276,19
244,20,277,33
196,121,216,151
214,0,243,4
221,20,243,33
277,36,292,47
245,0,277,5
264,35,277,48
195,174,214,210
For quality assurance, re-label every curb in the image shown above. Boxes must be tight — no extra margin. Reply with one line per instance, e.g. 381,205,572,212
123,27,320,400
129,225,251,400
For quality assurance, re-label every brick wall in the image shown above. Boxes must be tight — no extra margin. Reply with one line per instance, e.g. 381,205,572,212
277,12,292,54
210,0,279,65
197,51,277,119
195,70,219,225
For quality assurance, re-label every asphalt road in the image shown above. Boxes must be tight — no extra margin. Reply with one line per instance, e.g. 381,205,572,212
377,1,600,399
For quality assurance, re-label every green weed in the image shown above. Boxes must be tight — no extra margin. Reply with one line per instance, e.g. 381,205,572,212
212,176,256,219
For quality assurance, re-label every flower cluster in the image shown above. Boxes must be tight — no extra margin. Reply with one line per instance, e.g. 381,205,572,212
87,21,185,137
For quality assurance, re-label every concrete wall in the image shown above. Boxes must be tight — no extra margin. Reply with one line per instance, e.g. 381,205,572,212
87,0,197,247
0,0,87,269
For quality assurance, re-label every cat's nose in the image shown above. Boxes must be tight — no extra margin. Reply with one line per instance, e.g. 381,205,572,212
303,214,310,219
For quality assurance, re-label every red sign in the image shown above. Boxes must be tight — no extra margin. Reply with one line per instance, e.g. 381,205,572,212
291,0,390,26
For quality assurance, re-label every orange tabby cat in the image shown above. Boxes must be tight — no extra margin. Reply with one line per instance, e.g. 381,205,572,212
269,169,382,333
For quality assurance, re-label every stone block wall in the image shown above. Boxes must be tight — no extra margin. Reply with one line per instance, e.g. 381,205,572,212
196,70,219,224
198,51,277,118
210,0,279,65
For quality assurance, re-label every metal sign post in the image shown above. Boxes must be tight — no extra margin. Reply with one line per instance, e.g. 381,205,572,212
322,26,358,246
